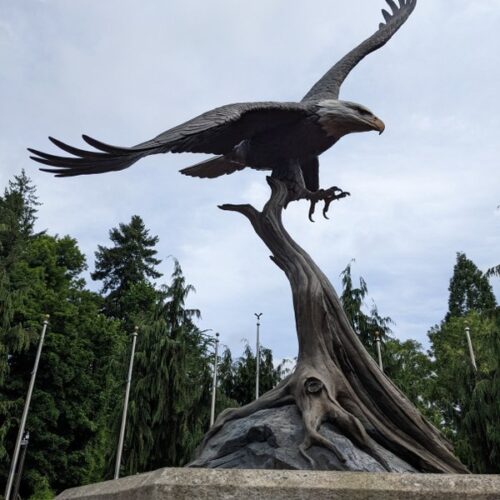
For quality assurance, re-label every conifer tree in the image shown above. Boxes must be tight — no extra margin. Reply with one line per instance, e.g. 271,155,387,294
0,172,124,496
216,347,240,412
0,230,123,496
460,318,500,473
447,252,496,319
339,262,440,423
0,170,40,382
339,261,393,356
4,169,41,237
117,260,212,474
428,252,499,472
218,343,286,407
429,312,499,472
382,338,439,425
92,215,162,323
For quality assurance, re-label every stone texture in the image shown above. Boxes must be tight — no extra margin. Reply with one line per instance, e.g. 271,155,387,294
57,468,500,499
189,404,416,472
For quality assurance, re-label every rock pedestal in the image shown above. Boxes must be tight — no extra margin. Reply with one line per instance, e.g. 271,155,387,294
189,404,416,472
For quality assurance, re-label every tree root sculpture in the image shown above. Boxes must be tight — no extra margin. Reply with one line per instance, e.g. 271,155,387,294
198,177,468,473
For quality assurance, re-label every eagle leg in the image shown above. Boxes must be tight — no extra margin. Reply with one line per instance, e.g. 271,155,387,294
306,187,350,222
270,162,349,221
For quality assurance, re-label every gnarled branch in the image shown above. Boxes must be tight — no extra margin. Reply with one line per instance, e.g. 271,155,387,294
204,178,468,473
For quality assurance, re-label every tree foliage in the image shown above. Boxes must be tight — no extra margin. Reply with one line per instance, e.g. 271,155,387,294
428,252,500,473
382,338,441,424
340,261,393,356
92,215,162,323
218,342,287,407
429,311,500,472
338,261,445,425
117,260,213,474
0,170,40,383
2,169,499,495
0,173,124,497
447,252,496,319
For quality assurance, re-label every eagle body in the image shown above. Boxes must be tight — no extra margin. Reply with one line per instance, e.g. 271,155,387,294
234,107,336,168
30,0,416,198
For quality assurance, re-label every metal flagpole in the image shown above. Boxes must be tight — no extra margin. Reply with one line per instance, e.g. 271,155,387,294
5,314,49,500
210,332,220,427
11,431,30,500
114,326,139,480
465,325,478,372
255,313,262,400
374,331,383,372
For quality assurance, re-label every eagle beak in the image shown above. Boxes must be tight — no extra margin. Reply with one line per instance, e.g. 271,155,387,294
372,117,385,135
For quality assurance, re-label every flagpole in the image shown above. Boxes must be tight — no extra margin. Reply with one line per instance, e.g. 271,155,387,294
5,315,49,500
465,325,477,372
11,431,30,500
114,326,138,480
210,332,220,427
255,313,262,399
375,331,383,372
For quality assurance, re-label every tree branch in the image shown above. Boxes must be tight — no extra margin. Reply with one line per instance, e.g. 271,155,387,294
204,178,469,474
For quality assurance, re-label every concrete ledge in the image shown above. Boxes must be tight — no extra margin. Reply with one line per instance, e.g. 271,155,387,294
56,468,500,499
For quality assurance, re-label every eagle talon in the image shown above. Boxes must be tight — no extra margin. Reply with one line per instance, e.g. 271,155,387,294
323,200,332,219
309,200,318,222
304,186,350,221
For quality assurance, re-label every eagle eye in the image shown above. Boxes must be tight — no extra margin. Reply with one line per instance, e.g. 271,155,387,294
354,106,371,116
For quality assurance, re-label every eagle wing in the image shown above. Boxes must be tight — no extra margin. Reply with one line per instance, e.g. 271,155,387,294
143,101,309,154
302,0,417,102
29,102,309,177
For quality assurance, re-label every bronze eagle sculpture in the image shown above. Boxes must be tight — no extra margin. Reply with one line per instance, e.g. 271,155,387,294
29,0,416,220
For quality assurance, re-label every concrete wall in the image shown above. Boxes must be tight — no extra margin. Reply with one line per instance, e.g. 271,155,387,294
57,468,500,499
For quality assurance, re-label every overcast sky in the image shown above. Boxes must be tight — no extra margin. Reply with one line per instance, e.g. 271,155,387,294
2,0,499,362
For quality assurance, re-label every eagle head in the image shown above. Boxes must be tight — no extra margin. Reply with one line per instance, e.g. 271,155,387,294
317,100,385,137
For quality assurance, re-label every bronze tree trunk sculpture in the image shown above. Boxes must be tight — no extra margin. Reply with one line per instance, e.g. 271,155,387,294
198,178,468,474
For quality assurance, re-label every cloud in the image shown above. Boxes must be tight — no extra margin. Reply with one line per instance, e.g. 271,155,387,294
2,0,499,361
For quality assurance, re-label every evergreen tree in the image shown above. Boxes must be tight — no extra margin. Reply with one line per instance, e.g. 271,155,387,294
340,261,393,355
460,314,500,473
218,342,286,406
447,252,496,319
92,215,162,323
216,347,240,412
0,233,123,497
117,260,212,474
428,253,500,472
0,172,124,496
429,312,500,472
218,348,236,404
382,338,439,425
339,261,441,424
0,170,40,382
4,169,41,237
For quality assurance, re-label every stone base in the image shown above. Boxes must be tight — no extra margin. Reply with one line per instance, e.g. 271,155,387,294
57,468,500,499
189,404,416,472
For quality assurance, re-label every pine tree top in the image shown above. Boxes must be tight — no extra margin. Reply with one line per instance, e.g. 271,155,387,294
447,252,496,320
